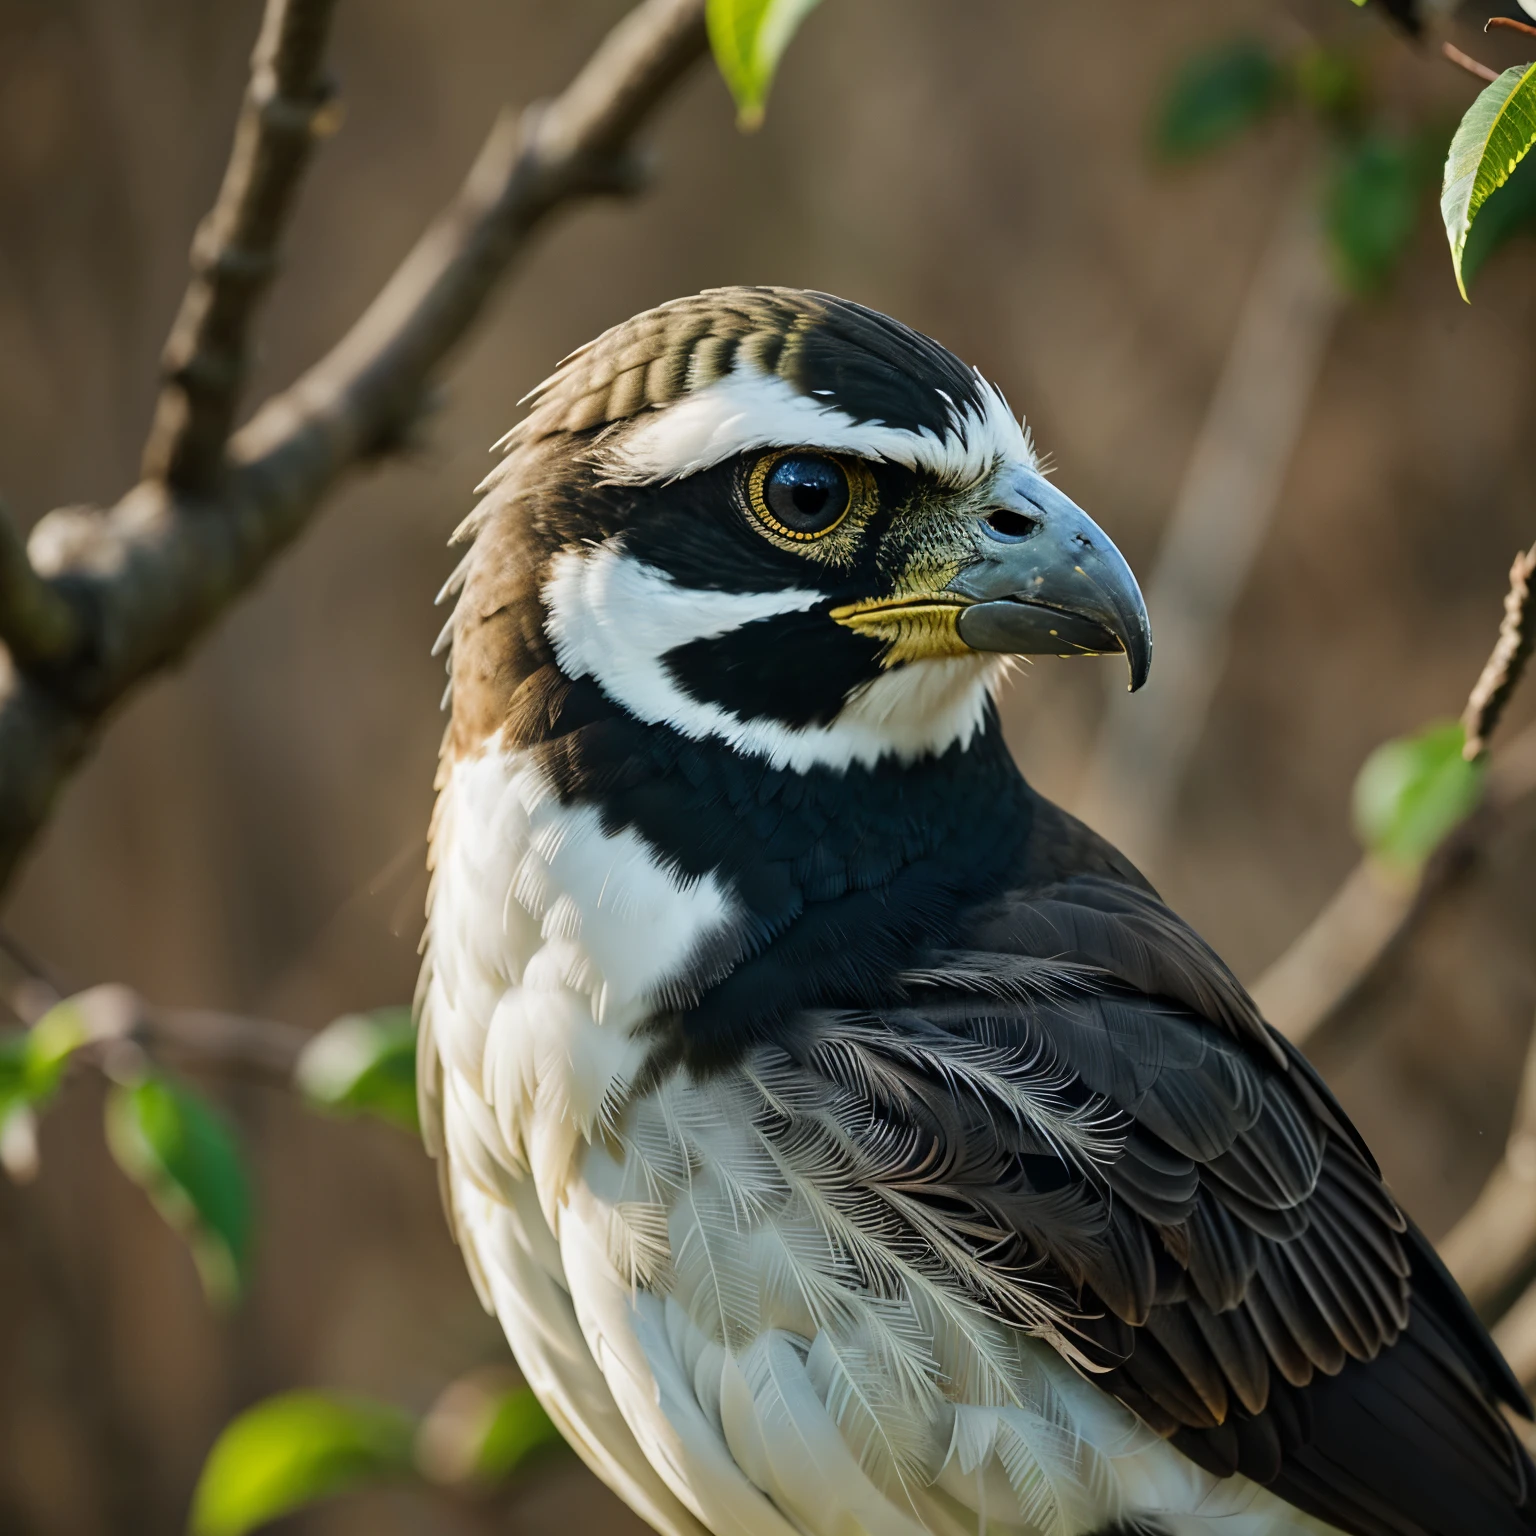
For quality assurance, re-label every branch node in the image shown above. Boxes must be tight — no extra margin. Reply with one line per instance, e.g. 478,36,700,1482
0,0,708,894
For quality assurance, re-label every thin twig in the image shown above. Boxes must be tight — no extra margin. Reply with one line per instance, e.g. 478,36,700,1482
1463,543,1536,761
0,934,309,1086
0,0,709,896
52,984,309,1085
0,921,67,1026
1443,40,1501,83
0,499,81,670
1488,16,1536,40
141,0,341,493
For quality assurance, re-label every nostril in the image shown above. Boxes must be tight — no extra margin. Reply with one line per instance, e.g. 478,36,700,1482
984,507,1038,541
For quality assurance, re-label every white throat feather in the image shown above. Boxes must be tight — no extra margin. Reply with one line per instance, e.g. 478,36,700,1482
542,542,1006,774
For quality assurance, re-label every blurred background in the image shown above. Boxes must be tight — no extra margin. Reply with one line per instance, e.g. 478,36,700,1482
1,0,1534,1530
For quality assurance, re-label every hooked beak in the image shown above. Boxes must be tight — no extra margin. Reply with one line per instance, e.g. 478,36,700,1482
948,468,1151,691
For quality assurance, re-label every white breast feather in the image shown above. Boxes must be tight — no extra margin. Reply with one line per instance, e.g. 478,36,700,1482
422,738,1340,1536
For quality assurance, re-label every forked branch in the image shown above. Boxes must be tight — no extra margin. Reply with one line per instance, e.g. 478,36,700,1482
0,0,709,895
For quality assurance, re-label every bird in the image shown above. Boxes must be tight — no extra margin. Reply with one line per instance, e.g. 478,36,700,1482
417,286,1535,1536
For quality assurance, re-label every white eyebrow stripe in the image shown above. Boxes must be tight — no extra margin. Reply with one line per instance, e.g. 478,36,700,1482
592,363,1034,488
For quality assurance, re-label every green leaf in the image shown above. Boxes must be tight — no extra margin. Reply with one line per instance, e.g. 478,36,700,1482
416,1372,564,1488
23,1000,88,1101
1352,720,1486,869
1326,133,1432,293
472,1386,564,1483
1442,61,1536,300
191,1392,415,1536
1153,39,1285,160
0,1000,87,1119
1457,129,1536,289
0,1034,28,1116
706,0,821,130
106,1072,253,1305
295,1008,418,1132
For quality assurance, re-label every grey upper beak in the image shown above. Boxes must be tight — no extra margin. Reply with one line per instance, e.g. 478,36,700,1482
948,468,1152,691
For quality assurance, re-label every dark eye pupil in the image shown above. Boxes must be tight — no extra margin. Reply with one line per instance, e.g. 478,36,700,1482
764,455,849,533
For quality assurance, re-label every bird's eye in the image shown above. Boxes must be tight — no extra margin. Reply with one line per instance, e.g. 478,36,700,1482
748,452,853,541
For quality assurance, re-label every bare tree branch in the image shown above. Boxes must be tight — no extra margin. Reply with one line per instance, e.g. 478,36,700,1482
1463,543,1535,762
0,0,709,896
1248,548,1536,1321
1442,1012,1536,1319
140,0,341,493
1494,1275,1536,1393
0,499,81,670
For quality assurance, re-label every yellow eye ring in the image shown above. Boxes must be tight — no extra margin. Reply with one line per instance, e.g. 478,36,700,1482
746,451,875,543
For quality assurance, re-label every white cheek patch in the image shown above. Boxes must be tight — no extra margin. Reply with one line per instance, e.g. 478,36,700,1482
542,543,826,736
543,542,1004,773
595,365,1035,490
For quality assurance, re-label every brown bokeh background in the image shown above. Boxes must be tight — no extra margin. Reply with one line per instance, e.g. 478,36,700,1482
2,0,1535,1531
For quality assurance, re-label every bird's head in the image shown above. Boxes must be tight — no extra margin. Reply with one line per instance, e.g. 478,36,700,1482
447,287,1150,772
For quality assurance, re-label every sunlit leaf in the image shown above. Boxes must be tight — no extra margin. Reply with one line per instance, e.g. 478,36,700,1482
1442,61,1536,300
1457,132,1536,289
1154,39,1285,160
191,1392,414,1536
295,1008,418,1132
706,0,821,130
0,1033,46,1182
22,1000,88,1101
1326,133,1432,293
0,1000,87,1118
416,1371,563,1488
105,1072,252,1305
1352,720,1486,869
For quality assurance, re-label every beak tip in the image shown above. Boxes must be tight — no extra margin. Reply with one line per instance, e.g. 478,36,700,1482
1121,619,1152,693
